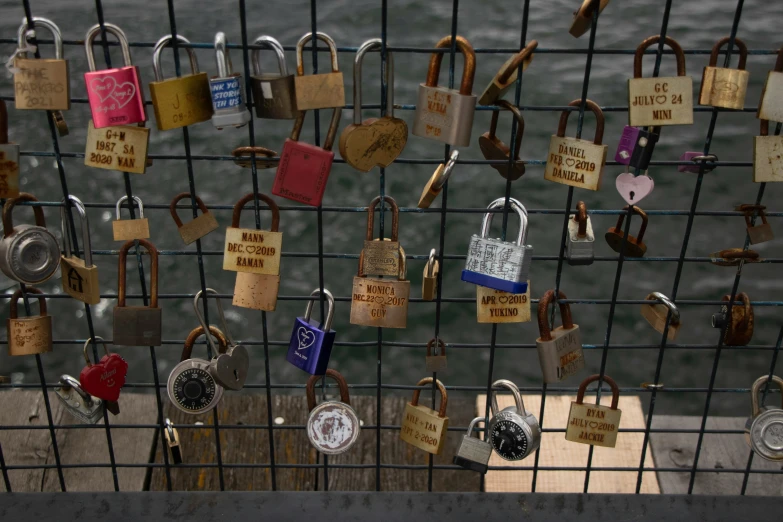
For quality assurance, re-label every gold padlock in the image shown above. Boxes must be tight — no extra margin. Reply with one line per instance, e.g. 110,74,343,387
60,195,100,305
477,284,530,324
170,192,219,245
713,292,754,347
7,287,52,356
0,100,20,199
422,249,439,301
566,374,622,448
112,195,150,241
758,47,783,123
400,377,449,455
232,146,278,170
418,150,458,209
753,119,783,183
13,18,70,111
736,204,774,245
294,32,345,110
350,243,409,329
710,248,762,267
699,37,749,110
641,292,680,340
232,272,280,311
361,196,401,277
569,0,610,38
223,193,282,275
605,206,648,258
478,40,536,105
84,120,150,175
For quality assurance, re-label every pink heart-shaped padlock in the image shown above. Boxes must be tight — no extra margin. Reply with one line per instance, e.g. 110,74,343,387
616,172,655,206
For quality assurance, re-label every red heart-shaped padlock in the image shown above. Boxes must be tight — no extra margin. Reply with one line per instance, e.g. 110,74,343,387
79,353,128,402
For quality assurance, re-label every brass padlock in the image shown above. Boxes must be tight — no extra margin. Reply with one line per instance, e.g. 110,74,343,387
758,47,783,124
223,193,282,275
699,37,749,110
745,375,783,461
294,32,345,110
113,239,162,346
641,292,680,341
476,284,530,324
112,195,150,241
250,35,298,119
13,18,70,111
536,289,584,383
569,0,610,38
7,287,52,356
84,120,150,175
710,248,762,267
422,249,439,301
232,146,278,170
605,205,648,258
566,374,622,448
170,192,219,245
60,195,100,305
736,204,774,245
478,40,536,105
753,119,783,183
418,150,458,209
233,272,280,311
544,99,607,191
400,377,449,455
305,369,361,455
362,196,401,277
149,34,213,131
0,192,60,285
479,100,526,181
712,292,754,347
350,243,409,329
0,100,20,199
164,418,183,464
425,338,447,373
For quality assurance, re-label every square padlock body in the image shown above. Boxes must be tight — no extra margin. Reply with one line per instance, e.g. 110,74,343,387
412,84,476,147
286,316,335,375
251,74,298,119
272,139,334,207
112,306,162,346
84,66,146,128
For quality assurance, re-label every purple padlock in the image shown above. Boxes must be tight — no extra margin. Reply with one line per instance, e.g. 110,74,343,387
679,152,718,173
286,288,336,375
615,125,658,169
615,126,641,165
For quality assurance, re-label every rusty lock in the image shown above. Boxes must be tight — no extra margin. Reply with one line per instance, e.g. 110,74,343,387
605,205,648,258
712,292,754,346
478,99,526,181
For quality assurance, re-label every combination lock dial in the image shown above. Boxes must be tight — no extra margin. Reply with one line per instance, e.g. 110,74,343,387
490,418,530,461
167,361,224,414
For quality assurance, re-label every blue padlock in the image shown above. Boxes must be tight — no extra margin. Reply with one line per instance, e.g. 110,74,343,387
286,288,336,375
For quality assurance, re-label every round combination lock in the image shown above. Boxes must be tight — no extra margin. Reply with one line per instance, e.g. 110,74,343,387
490,416,530,461
487,379,541,461
168,363,223,414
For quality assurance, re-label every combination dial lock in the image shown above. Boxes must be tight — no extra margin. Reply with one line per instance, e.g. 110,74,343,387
167,325,227,414
488,379,541,461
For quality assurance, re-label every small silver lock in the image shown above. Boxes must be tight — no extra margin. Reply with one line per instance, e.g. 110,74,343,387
164,418,183,464
488,379,541,461
54,374,104,424
453,416,492,474
566,201,595,266
0,193,61,284
745,374,783,461
210,32,251,129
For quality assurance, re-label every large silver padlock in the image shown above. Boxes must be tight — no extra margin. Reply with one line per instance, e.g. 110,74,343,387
745,374,783,461
0,192,60,284
250,35,298,119
536,289,584,383
210,32,251,129
566,200,594,266
453,416,492,474
54,374,104,424
461,197,532,294
488,379,541,461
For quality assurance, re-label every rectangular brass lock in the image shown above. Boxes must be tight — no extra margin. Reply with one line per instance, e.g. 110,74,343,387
476,285,530,324
350,276,409,329
223,227,282,274
566,399,622,448
61,256,100,305
294,72,345,110
544,136,607,191
753,135,783,182
361,240,400,277
179,213,219,245
628,77,694,127
232,272,280,311
14,58,71,111
84,121,150,174
149,72,213,131
112,218,150,241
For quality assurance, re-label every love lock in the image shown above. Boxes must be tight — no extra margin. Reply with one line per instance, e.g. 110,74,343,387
286,288,336,375
641,292,680,340
745,375,783,461
712,292,754,346
479,100,526,181
605,205,648,258
79,336,128,402
736,204,774,245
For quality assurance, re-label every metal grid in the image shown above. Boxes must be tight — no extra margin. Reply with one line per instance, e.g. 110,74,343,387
0,0,781,496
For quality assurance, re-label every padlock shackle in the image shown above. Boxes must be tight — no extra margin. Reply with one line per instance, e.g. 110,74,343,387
537,289,575,341
466,416,486,437
251,35,288,76
432,150,459,191
411,377,448,418
170,192,212,229
181,325,228,361
83,336,111,366
357,242,407,279
193,288,236,354
304,287,335,331
164,418,176,441
8,287,47,319
575,374,620,410
84,23,132,72
0,100,8,144
306,368,351,411
481,197,528,246
232,146,278,168
760,118,771,137
490,379,525,417
425,35,476,96
116,195,144,220
574,201,588,238
289,108,343,151
214,32,234,78
18,17,63,60
488,100,525,161
231,192,280,231
751,374,783,417
708,36,748,69
58,374,94,405
633,35,687,78
426,338,446,357
60,195,93,267
3,193,46,239
296,31,340,75
737,204,769,227
153,34,199,82
722,292,753,331
613,205,649,242
426,248,437,278
497,40,538,84
365,195,400,242
775,46,783,73
353,39,395,124
117,238,158,308
644,292,680,325
556,99,605,145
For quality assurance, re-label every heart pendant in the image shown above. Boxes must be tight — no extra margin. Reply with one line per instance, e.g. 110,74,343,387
615,172,654,206
79,353,128,402
211,345,249,391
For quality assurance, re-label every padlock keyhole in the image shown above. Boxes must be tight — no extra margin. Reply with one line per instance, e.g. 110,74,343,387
630,191,635,201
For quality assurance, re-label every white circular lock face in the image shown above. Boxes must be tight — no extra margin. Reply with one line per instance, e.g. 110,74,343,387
751,410,783,461
307,402,360,455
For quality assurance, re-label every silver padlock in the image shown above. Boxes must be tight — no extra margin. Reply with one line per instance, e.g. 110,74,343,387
566,201,595,266
536,289,584,383
250,35,298,119
168,325,227,414
488,379,541,461
210,32,251,129
306,369,361,455
461,197,532,295
164,418,183,464
54,374,104,424
453,416,492,474
0,193,60,284
745,374,783,461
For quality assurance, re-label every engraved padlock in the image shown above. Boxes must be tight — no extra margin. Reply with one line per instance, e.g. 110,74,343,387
54,374,104,424
479,100,526,181
569,0,610,38
476,285,531,324
400,377,449,454
250,35,297,119
736,204,774,245
170,192,219,245
84,23,146,128
0,192,60,284
0,100,20,199
418,150,458,209
712,292,754,346
753,119,783,183
478,41,536,105
293,32,345,110
412,35,477,147
113,239,162,346
422,248,439,301
699,37,749,110
306,369,361,455
605,205,648,258
488,379,541,460
758,47,783,124
641,292,680,340
536,289,584,383
286,288,336,375
60,195,100,305
7,287,52,356
461,197,532,294
350,239,410,329
14,17,70,111
79,336,128,403
168,325,227,414
453,416,492,474
164,418,183,464
113,195,149,241
210,32,251,129
566,374,622,448
745,375,783,461
614,125,659,170
361,196,401,277
566,201,595,266
425,338,447,373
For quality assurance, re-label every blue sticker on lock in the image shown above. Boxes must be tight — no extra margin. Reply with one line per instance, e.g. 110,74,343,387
210,78,244,111
286,289,336,375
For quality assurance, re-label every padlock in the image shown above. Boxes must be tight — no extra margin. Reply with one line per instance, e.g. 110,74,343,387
400,377,449,454
412,35,476,147
84,120,150,174
168,325,227,414
149,34,213,131
339,39,408,172
758,47,783,124
478,41,536,105
425,338,447,373
59,195,100,305
0,100,20,199
614,125,659,170
209,32,251,129
164,418,183,464
54,374,104,424
83,23,146,128
233,272,281,311
678,152,717,174
306,369,361,455
0,192,60,284
13,18,70,111
6,287,52,356
628,35,693,127
566,374,622,448
232,146,278,170
422,249,439,301
753,119,783,182
418,150,458,209
536,290,584,383
112,195,150,241
736,204,774,244
566,201,595,266
462,197,532,294
286,288,336,375
544,99,607,191
113,239,162,346
170,192,219,245
293,32,345,110
710,248,762,267
350,242,410,329
569,0,611,38
453,416,491,474
745,374,783,461
361,196,401,277
250,35,298,119
223,193,282,274
699,37,749,110
488,379,541,460
479,100,526,181
79,336,128,402
605,205,648,258
476,285,530,324
712,292,754,346
641,292,680,341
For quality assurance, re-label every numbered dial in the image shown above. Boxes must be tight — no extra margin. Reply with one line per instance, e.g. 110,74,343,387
168,364,223,414
490,419,529,461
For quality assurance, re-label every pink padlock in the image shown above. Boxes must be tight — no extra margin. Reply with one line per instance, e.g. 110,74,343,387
83,23,146,129
678,152,717,173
